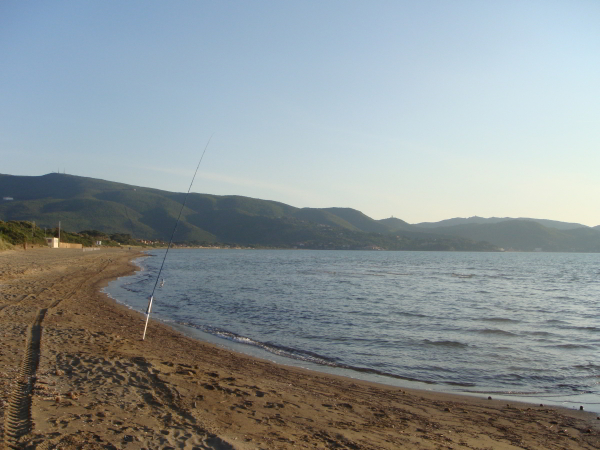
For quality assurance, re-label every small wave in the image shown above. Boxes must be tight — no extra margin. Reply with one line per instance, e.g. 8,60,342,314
392,311,428,318
367,270,410,276
545,319,567,324
576,326,600,333
323,270,387,278
422,339,468,348
451,273,474,278
462,389,544,396
574,363,600,371
480,317,521,323
523,331,554,336
551,324,599,333
483,274,512,280
206,327,341,366
444,381,477,387
547,344,594,350
174,322,442,385
499,373,525,381
556,384,593,393
476,329,517,337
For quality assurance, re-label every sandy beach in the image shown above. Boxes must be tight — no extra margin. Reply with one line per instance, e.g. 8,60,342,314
0,248,598,450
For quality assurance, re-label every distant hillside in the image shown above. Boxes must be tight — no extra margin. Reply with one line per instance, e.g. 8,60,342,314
416,216,588,231
1,173,598,251
424,220,600,252
0,173,496,251
320,208,391,233
416,216,508,228
378,217,417,232
291,208,361,231
0,173,214,243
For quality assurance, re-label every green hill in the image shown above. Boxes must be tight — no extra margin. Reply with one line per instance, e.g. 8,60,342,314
291,208,361,231
320,208,390,233
378,217,416,232
415,216,588,231
3,172,598,251
0,173,498,250
424,220,600,252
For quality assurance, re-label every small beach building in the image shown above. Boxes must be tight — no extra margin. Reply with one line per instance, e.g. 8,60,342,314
46,237,59,248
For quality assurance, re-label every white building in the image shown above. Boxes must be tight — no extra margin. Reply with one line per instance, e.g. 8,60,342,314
46,237,59,248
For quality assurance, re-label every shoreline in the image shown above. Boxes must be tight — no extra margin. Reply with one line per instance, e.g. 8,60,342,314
0,247,598,449
157,313,600,415
114,249,600,415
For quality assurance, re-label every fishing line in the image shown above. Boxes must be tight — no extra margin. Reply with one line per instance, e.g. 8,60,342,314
143,135,213,340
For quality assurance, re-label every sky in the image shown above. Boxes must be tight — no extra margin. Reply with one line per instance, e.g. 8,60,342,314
1,1,599,226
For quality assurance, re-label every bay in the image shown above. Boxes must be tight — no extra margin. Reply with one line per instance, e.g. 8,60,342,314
105,249,600,412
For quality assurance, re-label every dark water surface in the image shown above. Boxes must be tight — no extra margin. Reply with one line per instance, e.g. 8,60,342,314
105,250,600,412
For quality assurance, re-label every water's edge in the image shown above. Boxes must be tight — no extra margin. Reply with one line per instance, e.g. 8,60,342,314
103,252,600,414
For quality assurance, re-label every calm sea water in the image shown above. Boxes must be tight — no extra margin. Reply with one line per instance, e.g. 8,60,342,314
105,250,600,412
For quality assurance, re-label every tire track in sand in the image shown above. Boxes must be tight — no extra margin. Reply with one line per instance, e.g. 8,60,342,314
1,261,111,448
3,308,46,449
0,255,125,450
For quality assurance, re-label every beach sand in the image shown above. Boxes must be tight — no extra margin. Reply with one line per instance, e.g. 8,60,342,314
0,248,598,450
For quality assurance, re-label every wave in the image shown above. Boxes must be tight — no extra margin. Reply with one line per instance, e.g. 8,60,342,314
480,317,521,323
462,389,545,396
573,363,600,371
482,274,512,279
422,339,468,348
523,331,555,336
476,328,517,337
193,325,341,366
444,381,477,387
392,311,428,318
177,322,440,385
366,270,411,276
107,249,600,409
545,319,567,324
547,343,594,350
548,323,600,333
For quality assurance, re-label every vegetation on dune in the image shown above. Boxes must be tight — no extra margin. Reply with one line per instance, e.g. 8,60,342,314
0,220,48,246
0,220,166,248
0,235,13,250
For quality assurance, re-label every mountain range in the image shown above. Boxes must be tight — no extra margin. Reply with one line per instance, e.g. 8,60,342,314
1,173,599,252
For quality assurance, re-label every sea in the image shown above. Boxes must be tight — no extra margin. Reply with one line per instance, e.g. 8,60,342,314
104,249,600,413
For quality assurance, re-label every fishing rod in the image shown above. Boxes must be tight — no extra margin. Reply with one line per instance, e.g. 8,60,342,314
142,136,212,340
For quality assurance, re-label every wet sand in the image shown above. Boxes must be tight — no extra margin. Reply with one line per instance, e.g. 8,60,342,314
0,247,598,449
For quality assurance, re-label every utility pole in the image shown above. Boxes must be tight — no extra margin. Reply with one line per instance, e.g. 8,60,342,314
58,221,61,242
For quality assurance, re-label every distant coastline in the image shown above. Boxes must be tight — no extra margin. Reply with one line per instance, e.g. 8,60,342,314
2,172,600,252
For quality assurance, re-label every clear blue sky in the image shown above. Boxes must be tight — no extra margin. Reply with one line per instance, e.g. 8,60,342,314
2,1,599,226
